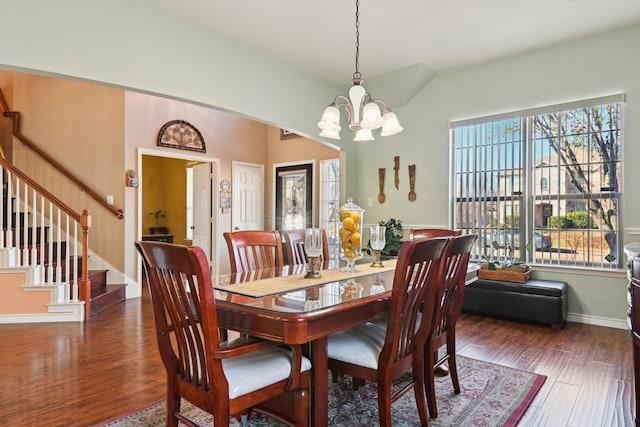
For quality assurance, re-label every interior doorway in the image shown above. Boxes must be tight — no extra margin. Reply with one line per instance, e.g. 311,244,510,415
231,161,264,231
139,149,220,277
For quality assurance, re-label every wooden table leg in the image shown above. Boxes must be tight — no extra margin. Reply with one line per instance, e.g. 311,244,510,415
311,336,328,427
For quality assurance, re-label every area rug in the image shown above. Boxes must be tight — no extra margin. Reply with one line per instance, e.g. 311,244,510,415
94,356,545,427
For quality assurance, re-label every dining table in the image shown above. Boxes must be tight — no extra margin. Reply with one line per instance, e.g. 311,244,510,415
213,259,480,426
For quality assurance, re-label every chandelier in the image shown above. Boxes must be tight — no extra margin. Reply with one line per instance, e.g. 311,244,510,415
317,0,404,141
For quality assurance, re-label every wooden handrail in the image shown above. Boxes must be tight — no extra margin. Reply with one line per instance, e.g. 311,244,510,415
0,88,9,114
0,156,79,221
0,89,123,219
1,157,93,320
79,209,92,320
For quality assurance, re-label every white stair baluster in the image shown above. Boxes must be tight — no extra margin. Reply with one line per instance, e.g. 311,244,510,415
22,181,29,266
47,202,53,286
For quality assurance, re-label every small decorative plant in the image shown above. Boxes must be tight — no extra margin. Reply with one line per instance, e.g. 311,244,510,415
149,209,166,226
148,209,168,234
481,255,501,270
367,218,403,257
482,254,530,271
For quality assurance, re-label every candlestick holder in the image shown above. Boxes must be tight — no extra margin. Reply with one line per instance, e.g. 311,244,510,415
304,228,323,279
369,224,386,267
304,255,322,278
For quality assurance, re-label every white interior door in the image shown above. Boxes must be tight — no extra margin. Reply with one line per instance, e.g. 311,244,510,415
232,162,264,230
192,162,216,271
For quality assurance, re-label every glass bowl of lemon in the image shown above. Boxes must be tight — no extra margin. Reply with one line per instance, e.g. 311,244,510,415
338,197,364,272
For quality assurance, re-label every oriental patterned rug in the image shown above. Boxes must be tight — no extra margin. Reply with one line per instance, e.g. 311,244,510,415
94,356,545,427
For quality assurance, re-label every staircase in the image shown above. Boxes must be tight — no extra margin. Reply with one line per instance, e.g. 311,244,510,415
1,87,126,322
0,163,126,322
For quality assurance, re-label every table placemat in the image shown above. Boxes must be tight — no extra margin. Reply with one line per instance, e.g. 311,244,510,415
217,259,397,298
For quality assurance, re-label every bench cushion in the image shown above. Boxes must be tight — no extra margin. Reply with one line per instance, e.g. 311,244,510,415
469,279,566,297
462,278,568,329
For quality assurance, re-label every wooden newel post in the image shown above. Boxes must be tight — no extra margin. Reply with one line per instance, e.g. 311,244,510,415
79,210,92,320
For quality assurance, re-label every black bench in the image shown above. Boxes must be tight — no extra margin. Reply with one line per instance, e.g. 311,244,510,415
462,278,568,330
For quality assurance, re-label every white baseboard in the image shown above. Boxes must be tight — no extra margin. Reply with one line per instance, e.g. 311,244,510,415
567,312,628,330
0,302,85,324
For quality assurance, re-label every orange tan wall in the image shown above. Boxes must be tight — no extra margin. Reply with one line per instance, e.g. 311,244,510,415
124,90,270,240
0,271,50,314
8,72,126,272
1,74,340,282
0,70,14,160
266,126,340,228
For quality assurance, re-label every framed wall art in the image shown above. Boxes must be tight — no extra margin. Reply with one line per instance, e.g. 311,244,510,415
157,120,206,153
280,129,300,140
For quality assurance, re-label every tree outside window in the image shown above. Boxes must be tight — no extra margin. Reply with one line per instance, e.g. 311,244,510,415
451,96,622,269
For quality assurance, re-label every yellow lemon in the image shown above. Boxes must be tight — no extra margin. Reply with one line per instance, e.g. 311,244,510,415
344,247,356,258
350,232,361,248
342,288,356,301
350,211,361,224
339,227,351,244
339,208,350,221
342,217,356,232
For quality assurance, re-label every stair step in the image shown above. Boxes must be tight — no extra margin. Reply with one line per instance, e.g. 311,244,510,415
90,284,126,317
88,269,108,292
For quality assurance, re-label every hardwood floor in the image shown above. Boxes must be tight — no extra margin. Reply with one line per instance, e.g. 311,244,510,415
1,289,634,426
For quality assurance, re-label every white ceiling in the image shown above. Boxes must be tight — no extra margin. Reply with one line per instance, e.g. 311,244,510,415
144,0,640,85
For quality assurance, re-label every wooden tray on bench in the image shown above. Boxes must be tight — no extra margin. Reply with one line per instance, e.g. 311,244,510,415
478,266,532,283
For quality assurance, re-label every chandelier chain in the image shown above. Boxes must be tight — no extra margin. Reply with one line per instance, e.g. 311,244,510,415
353,0,361,80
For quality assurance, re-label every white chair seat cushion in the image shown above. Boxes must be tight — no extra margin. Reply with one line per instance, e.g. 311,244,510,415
223,346,311,399
327,322,387,370
369,316,388,330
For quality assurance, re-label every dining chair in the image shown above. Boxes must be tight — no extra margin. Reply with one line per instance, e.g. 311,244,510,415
135,241,311,427
281,228,330,265
326,237,451,427
423,233,477,419
409,228,462,240
224,230,285,273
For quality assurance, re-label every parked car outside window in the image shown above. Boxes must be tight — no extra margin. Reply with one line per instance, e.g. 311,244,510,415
483,230,551,251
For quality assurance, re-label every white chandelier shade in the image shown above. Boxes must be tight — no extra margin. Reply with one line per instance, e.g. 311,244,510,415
317,0,403,141
317,79,404,141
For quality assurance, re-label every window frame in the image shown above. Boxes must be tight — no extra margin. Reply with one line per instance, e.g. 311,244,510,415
319,158,340,262
449,94,624,270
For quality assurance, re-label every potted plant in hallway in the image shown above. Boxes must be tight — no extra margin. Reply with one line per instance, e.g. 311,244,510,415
148,209,168,234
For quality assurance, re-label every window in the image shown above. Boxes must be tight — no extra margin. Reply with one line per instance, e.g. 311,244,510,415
540,177,548,190
451,95,623,269
275,163,312,230
319,159,340,262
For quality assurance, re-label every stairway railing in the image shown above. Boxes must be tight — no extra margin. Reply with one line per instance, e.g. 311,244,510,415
0,88,123,219
0,157,92,320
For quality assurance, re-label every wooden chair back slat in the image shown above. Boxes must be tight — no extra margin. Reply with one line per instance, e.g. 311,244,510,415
424,233,478,418
136,240,310,426
409,228,462,240
382,237,451,365
223,230,285,273
135,241,221,395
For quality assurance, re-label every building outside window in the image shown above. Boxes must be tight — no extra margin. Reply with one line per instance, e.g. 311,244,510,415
450,95,623,269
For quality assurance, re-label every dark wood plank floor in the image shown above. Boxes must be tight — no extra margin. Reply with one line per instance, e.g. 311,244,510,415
0,289,634,426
